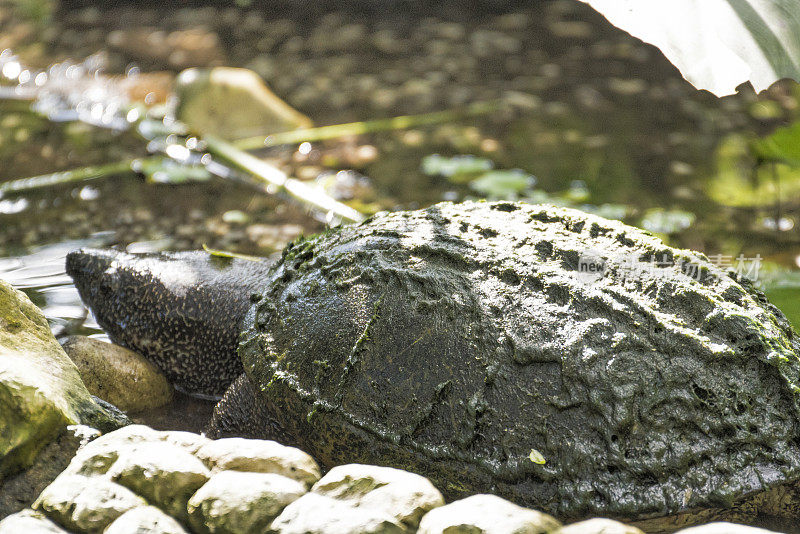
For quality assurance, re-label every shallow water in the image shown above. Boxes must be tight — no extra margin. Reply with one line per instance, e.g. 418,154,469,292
2,0,800,331
2,2,800,529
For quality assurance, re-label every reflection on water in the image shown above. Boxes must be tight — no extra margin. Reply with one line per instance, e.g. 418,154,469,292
0,236,114,338
1,0,800,332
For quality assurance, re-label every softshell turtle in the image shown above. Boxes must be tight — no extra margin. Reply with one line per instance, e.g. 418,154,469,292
66,201,800,532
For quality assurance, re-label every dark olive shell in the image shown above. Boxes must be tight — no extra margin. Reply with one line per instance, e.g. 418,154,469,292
239,201,800,521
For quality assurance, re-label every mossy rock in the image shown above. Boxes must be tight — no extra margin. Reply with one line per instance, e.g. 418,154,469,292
0,279,127,480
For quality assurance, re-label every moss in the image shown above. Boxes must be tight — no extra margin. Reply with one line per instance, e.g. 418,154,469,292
0,279,126,479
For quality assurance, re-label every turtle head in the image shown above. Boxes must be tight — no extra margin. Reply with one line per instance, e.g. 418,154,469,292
66,247,274,397
66,248,130,312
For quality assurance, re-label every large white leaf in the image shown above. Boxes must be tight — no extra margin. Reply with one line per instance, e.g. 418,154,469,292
581,0,800,96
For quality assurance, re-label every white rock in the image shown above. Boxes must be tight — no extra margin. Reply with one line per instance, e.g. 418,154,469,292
269,492,405,534
196,437,320,487
0,509,68,533
104,506,188,534
417,494,561,534
313,464,444,530
108,442,210,522
33,474,145,531
554,518,644,534
187,470,307,533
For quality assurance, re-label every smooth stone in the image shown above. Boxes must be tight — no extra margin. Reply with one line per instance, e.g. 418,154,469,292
312,464,444,531
269,492,406,534
0,279,125,480
175,67,312,140
63,425,211,477
33,474,145,531
195,437,320,488
416,494,561,534
554,518,644,533
0,509,67,533
108,442,210,523
61,336,173,414
104,505,189,534
187,470,306,533
62,424,161,477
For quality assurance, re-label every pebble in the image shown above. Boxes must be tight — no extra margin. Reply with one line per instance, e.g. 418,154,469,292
312,464,444,530
0,509,68,533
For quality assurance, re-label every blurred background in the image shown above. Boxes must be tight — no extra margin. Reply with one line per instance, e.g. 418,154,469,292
2,0,800,341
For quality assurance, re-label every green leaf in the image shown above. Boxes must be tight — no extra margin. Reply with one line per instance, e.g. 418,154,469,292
581,0,800,96
137,159,212,185
751,121,800,165
469,170,536,199
708,134,800,207
529,449,546,465
202,244,264,262
421,154,494,179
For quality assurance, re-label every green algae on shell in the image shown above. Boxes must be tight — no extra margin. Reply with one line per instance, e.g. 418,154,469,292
234,201,800,524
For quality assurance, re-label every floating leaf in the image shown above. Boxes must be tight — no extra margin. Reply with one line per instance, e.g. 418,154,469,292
202,244,263,262
585,203,630,221
529,449,546,465
421,154,494,179
469,169,536,199
581,0,800,96
640,209,696,235
136,158,212,185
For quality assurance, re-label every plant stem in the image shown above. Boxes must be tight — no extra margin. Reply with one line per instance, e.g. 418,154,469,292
203,135,365,224
0,158,146,196
232,100,503,150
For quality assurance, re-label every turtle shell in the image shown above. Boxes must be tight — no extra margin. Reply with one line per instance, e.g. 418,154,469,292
238,201,800,521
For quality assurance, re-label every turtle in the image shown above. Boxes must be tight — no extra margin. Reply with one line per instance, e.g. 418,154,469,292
66,201,800,532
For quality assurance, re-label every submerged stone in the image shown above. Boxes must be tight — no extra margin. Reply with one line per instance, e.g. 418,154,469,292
61,335,173,414
175,67,313,140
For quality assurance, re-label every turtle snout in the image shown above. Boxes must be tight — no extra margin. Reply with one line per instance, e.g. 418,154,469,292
66,248,128,301
66,248,116,281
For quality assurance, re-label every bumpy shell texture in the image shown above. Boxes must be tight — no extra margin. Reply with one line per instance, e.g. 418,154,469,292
239,201,800,520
